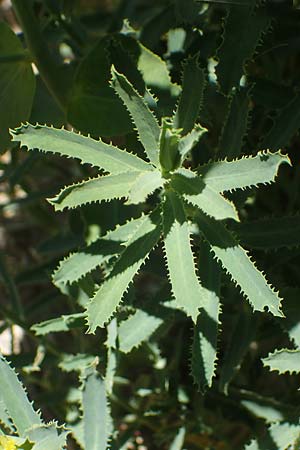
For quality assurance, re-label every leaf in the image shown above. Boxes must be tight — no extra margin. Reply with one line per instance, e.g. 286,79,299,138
53,215,147,285
111,68,160,166
278,288,300,347
171,168,239,221
66,35,133,137
137,42,181,113
163,191,210,322
118,309,164,353
127,170,163,205
262,349,300,375
217,87,251,160
261,93,300,150
31,313,86,336
10,123,151,174
230,215,300,250
216,4,270,94
191,241,221,390
49,171,143,211
86,210,161,332
197,151,290,192
196,211,283,317
178,124,207,162
169,427,186,450
173,54,206,135
245,422,300,450
28,424,68,450
59,354,98,373
105,318,118,395
81,368,112,450
0,22,35,152
219,305,258,394
0,356,42,435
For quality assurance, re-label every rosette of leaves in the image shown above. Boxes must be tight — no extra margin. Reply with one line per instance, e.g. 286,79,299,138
11,57,290,390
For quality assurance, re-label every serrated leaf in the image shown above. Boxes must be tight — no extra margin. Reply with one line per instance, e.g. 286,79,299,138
82,368,112,450
118,309,164,353
86,210,161,332
127,170,163,205
261,94,300,150
173,54,206,135
49,171,143,211
59,354,98,373
171,168,239,221
0,22,35,152
0,356,42,435
241,400,284,424
10,124,151,174
31,313,85,336
111,68,160,166
262,349,300,374
216,5,270,94
230,215,300,250
218,87,251,160
28,424,68,450
192,241,221,390
178,124,207,162
53,215,147,285
196,211,283,317
197,151,290,193
163,191,210,321
219,305,258,394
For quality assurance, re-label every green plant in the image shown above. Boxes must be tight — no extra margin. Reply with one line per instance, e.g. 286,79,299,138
1,1,300,449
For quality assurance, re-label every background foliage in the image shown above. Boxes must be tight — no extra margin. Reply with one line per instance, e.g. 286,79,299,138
0,0,300,449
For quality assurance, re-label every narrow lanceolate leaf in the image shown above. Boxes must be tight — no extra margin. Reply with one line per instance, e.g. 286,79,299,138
219,305,258,394
173,54,206,135
86,210,161,332
197,151,290,193
105,318,118,395
262,349,300,375
196,211,283,317
171,169,239,221
230,215,300,250
31,313,86,336
0,356,42,435
218,87,251,160
111,68,160,166
163,191,210,322
49,171,142,211
261,94,300,150
118,309,164,353
169,427,186,450
178,125,207,162
10,123,151,174
82,368,112,450
192,241,221,390
53,215,147,285
216,5,270,94
126,170,163,205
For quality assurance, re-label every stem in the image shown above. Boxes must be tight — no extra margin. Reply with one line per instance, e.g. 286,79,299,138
0,50,32,63
12,0,67,112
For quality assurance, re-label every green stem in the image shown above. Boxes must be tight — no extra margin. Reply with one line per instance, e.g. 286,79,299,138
12,0,67,112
